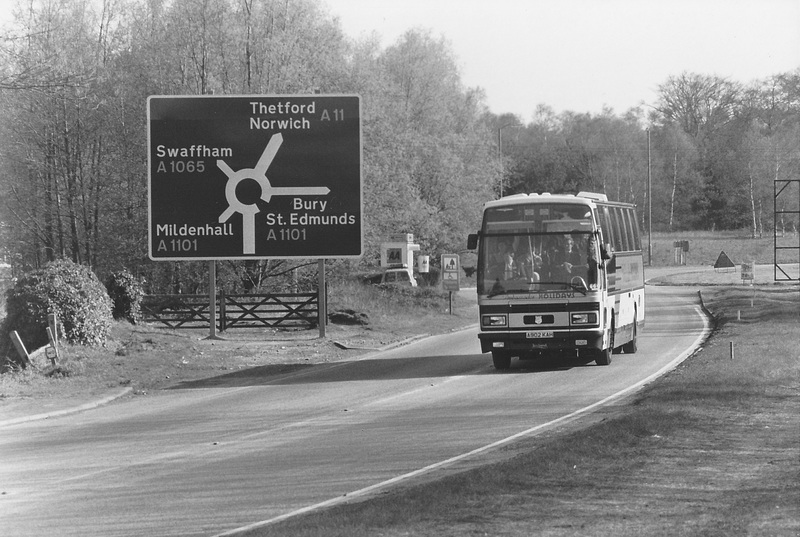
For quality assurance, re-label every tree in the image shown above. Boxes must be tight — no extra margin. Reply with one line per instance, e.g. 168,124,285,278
503,109,648,210
360,29,496,261
2,1,798,295
654,72,746,230
1,0,123,269
649,123,701,231
655,72,741,146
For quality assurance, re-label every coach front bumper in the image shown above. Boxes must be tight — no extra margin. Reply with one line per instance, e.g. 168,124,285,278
478,328,604,354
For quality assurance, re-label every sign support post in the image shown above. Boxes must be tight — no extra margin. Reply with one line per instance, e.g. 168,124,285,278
206,261,224,340
318,259,326,338
147,94,362,338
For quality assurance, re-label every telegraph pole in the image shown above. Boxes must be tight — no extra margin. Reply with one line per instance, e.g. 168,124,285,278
647,127,652,266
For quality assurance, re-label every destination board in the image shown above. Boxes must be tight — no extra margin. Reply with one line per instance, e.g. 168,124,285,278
147,95,362,260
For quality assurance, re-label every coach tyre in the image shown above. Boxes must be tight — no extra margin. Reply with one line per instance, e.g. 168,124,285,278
492,350,512,370
595,315,614,366
622,310,638,354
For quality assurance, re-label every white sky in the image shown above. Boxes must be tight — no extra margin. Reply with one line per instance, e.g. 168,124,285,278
323,0,800,120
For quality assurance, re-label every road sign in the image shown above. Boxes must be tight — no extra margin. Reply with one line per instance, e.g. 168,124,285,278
741,261,754,283
441,254,460,291
714,250,735,270
147,95,362,260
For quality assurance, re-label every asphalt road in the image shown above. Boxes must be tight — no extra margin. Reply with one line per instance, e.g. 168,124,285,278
0,285,709,537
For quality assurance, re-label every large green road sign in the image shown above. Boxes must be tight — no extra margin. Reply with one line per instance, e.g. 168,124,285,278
147,95,361,260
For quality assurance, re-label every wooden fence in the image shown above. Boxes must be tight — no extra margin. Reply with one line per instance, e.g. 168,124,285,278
142,291,320,330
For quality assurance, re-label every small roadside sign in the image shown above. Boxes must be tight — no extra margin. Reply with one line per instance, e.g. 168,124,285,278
714,251,735,271
441,254,460,291
45,346,58,365
741,261,754,283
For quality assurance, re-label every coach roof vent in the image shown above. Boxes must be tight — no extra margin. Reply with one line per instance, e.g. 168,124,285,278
577,191,608,201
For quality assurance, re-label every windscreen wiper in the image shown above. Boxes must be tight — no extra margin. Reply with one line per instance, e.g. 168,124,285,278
566,276,589,295
567,282,588,295
487,284,537,298
540,280,588,295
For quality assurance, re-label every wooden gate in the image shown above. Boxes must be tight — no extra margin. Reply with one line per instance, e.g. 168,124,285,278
142,292,319,330
219,291,318,330
141,294,211,329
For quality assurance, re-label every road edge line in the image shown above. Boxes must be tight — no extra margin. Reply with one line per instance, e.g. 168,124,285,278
213,306,712,536
0,387,133,427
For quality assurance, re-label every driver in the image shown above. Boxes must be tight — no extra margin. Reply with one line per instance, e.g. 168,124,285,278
547,234,580,281
489,240,515,280
516,248,541,282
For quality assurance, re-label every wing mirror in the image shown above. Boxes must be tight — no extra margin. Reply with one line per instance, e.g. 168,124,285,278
602,243,614,261
467,233,479,250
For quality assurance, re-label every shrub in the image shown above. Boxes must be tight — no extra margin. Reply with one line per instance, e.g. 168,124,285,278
416,267,440,287
106,269,145,324
1,259,112,368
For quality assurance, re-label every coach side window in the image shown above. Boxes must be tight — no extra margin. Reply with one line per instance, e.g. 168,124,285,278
611,207,626,252
619,207,633,252
626,208,642,251
600,207,615,252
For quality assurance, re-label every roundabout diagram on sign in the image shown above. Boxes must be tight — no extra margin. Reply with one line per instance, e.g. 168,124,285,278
216,133,330,254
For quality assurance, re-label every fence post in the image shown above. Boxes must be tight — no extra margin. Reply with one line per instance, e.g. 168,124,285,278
47,313,59,345
10,331,31,368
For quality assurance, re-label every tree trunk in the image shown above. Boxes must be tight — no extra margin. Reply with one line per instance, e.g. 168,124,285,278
669,150,677,231
748,163,757,239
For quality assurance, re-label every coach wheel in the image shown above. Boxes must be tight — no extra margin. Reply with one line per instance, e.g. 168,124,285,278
491,351,512,370
595,317,614,366
622,311,638,354
595,346,612,366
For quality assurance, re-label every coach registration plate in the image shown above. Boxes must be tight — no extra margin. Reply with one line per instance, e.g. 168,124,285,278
526,331,553,339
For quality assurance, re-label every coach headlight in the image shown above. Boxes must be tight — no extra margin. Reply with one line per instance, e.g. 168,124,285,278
571,312,598,325
482,314,507,328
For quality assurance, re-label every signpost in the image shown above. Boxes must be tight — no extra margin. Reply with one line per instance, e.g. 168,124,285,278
441,254,460,314
441,254,460,291
147,95,362,338
741,261,754,284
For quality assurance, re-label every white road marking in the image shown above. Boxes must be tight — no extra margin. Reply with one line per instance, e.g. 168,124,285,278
214,305,711,536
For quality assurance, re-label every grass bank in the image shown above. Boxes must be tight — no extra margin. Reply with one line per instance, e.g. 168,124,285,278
0,280,476,417
646,230,797,269
242,286,800,537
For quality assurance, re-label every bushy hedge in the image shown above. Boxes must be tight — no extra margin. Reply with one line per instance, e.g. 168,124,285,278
1,259,112,369
106,269,145,324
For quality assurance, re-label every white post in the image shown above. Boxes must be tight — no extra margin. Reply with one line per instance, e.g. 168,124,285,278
47,313,59,345
10,331,31,367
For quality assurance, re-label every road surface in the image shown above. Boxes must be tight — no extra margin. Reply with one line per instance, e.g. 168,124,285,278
0,285,708,537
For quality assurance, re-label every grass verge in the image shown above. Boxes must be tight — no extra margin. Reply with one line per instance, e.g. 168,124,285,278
0,281,476,416
241,285,800,537
646,230,797,268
